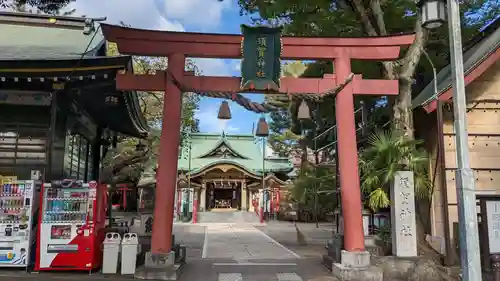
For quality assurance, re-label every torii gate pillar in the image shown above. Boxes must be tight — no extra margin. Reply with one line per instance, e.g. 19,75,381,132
144,54,184,268
335,56,365,253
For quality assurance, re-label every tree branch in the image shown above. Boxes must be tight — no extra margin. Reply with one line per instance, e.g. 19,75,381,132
349,0,396,78
399,18,428,83
350,0,379,36
370,0,387,35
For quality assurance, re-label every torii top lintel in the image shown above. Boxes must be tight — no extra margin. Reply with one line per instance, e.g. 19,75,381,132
101,24,415,60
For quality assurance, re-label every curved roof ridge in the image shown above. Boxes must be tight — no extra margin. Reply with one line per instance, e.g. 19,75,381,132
189,160,260,178
195,134,249,159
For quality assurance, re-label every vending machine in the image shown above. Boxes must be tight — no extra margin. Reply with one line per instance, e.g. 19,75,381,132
35,180,105,271
0,180,39,268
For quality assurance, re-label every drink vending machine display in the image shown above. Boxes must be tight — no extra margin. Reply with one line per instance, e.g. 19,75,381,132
0,180,39,267
35,180,105,271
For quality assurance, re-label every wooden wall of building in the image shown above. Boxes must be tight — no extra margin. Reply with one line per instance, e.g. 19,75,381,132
427,62,500,260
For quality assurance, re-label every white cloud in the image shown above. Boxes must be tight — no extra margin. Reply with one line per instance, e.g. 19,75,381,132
68,0,234,76
193,59,232,77
154,0,232,30
70,0,230,31
196,101,240,133
234,60,242,72
68,0,178,31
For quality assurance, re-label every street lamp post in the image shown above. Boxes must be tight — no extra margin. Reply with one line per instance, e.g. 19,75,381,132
256,116,270,223
417,0,482,280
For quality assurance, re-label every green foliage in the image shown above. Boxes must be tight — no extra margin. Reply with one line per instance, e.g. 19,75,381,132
107,41,200,143
375,223,392,245
101,39,201,183
266,62,305,157
358,130,431,211
236,0,499,141
291,165,337,210
1,0,76,15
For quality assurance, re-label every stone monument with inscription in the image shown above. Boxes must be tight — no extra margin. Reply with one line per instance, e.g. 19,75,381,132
486,200,500,254
390,171,418,257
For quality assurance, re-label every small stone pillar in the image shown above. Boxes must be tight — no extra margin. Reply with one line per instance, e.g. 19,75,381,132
362,209,371,236
249,190,255,212
200,181,206,212
491,254,500,281
390,171,417,257
258,189,263,208
241,181,248,211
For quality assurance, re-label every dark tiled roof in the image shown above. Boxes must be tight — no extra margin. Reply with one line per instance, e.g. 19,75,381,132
0,13,105,60
0,12,149,138
0,46,102,60
412,18,500,107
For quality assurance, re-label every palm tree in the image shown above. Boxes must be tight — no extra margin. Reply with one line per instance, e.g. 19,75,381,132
358,130,431,211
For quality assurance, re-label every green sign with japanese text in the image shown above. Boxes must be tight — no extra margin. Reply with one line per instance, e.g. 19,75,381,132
240,25,282,92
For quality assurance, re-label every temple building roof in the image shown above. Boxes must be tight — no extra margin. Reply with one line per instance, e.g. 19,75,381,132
0,12,106,61
0,12,149,138
178,133,293,177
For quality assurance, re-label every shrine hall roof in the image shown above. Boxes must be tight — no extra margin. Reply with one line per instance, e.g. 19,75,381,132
0,12,149,138
0,12,106,60
178,133,293,177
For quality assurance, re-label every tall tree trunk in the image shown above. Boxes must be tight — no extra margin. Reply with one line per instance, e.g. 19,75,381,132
393,81,415,139
392,19,428,139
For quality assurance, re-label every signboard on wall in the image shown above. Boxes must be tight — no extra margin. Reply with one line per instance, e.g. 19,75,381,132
486,200,500,253
240,25,282,92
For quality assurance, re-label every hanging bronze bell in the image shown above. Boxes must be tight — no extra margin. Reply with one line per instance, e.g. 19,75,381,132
255,117,269,137
217,101,232,120
297,99,311,120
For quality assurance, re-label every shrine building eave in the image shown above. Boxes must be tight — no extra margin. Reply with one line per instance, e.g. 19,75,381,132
0,55,129,75
177,159,293,180
100,23,415,60
177,133,294,178
412,17,500,113
0,56,149,139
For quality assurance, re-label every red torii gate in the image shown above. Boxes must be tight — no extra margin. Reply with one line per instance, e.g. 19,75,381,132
101,24,414,258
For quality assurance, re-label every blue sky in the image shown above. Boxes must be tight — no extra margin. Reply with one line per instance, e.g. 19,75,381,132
71,0,264,135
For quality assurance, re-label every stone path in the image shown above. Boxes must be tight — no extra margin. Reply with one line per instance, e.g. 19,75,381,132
198,211,260,224
179,258,338,281
255,222,334,258
202,224,300,260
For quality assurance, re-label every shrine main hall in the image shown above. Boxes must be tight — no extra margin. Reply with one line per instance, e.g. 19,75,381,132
177,133,293,212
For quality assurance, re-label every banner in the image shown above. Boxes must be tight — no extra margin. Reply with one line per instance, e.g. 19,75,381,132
240,25,282,91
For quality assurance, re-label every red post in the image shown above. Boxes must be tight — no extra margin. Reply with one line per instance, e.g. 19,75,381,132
260,207,264,223
270,190,274,216
192,199,198,224
176,189,181,217
276,189,280,212
334,56,365,252
150,53,185,254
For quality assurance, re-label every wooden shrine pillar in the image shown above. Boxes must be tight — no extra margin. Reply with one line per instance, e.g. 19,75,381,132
150,53,185,255
334,56,365,252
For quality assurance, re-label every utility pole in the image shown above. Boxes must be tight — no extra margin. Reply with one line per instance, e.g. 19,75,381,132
447,0,482,280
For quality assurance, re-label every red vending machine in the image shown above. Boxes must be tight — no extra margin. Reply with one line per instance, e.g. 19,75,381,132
35,180,105,271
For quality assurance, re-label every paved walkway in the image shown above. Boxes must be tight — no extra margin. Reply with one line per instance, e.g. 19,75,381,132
180,258,337,281
202,224,300,260
255,222,334,258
